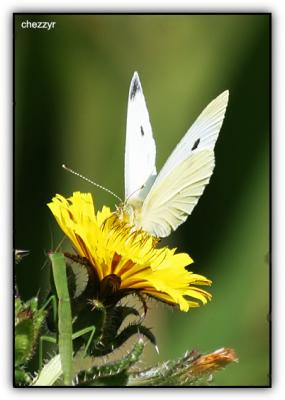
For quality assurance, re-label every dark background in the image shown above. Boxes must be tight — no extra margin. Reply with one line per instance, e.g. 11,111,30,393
15,14,270,386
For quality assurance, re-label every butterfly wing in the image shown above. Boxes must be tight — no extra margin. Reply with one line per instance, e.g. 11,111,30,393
124,72,157,202
141,150,214,237
140,91,229,237
155,90,229,185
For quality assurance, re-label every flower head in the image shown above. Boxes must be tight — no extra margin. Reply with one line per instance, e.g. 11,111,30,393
47,192,211,311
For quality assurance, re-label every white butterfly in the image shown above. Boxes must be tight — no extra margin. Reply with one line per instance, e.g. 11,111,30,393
123,72,229,238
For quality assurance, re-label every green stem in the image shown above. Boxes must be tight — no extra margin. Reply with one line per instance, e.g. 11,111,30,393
49,252,73,386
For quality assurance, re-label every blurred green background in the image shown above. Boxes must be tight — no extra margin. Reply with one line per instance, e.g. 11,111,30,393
15,14,270,386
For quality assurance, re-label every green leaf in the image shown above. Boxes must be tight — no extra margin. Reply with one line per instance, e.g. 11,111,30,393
15,296,46,367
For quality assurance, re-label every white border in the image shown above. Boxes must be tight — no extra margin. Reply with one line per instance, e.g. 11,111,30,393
1,1,283,399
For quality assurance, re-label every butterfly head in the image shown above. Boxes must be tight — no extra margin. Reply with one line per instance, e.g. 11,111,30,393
115,199,143,229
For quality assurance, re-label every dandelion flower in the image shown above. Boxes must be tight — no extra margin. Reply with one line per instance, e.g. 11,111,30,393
47,192,211,312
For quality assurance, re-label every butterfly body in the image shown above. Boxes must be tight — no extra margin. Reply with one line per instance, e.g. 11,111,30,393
122,72,229,238
117,200,142,229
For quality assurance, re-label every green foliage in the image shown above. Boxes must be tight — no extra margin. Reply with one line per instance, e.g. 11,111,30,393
14,297,47,385
33,324,145,385
73,338,144,386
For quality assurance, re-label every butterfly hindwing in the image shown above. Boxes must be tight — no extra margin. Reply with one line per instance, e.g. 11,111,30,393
141,150,215,237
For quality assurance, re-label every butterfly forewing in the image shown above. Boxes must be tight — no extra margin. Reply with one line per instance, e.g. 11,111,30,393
124,72,157,201
155,90,229,186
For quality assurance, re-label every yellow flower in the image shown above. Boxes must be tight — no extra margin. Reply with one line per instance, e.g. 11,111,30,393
47,192,212,312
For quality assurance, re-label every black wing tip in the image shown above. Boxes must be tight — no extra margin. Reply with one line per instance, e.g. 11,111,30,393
130,71,141,100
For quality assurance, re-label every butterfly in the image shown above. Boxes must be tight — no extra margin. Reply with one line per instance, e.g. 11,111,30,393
122,72,229,238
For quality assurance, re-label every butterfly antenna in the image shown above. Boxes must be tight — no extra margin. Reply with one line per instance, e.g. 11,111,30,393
62,164,122,202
